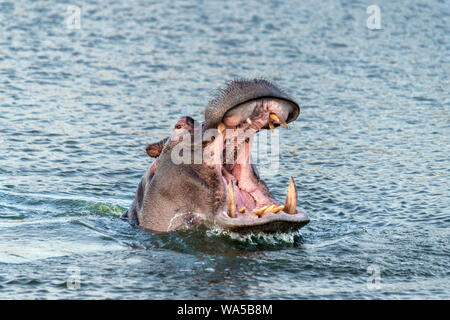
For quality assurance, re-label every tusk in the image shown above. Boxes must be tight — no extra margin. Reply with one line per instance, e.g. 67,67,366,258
239,207,246,213
246,118,252,125
269,113,280,122
284,177,298,214
270,113,288,128
227,180,236,218
218,122,226,133
268,121,275,132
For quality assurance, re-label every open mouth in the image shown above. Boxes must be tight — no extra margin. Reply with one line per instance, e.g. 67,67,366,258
205,97,310,233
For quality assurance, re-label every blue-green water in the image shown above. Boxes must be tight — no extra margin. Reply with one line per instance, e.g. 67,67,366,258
0,0,449,299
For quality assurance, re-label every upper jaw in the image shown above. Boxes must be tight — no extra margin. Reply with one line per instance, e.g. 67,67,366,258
221,98,298,131
204,79,300,130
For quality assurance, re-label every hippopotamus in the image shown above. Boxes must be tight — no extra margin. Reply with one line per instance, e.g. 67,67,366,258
122,79,310,233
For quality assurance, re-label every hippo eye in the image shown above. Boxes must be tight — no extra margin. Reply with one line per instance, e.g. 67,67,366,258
175,125,182,129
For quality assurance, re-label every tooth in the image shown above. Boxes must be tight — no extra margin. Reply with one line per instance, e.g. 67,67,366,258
227,180,236,218
263,205,275,214
270,113,288,128
273,205,284,213
268,122,275,132
284,177,298,214
246,118,252,125
218,122,226,133
239,207,246,213
253,206,268,216
269,113,280,122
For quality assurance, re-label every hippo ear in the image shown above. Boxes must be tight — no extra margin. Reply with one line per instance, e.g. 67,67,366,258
145,137,168,158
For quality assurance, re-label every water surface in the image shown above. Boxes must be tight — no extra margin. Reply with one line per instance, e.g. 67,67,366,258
0,0,449,299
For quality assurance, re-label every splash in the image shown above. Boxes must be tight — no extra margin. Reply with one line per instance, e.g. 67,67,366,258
54,200,126,217
206,225,303,247
167,212,208,232
86,202,125,217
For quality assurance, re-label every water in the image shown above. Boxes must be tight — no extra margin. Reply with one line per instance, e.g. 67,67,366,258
0,0,449,299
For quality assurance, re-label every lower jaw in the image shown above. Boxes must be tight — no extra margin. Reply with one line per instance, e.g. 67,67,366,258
221,162,304,221
214,209,310,234
213,159,310,232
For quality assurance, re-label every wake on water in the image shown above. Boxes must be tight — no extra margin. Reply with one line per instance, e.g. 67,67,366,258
165,211,304,247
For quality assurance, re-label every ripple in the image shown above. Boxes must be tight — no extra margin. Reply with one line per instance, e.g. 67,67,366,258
0,0,448,299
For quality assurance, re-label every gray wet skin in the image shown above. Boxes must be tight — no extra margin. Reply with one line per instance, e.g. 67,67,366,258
123,79,310,233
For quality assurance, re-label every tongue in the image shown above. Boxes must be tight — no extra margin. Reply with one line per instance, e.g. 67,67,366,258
237,189,256,210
